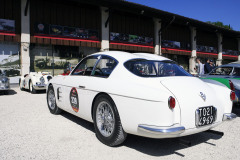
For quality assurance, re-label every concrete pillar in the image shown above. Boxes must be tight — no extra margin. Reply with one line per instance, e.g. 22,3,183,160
100,7,109,52
216,33,223,66
153,18,161,55
189,27,197,74
21,0,30,75
237,38,240,61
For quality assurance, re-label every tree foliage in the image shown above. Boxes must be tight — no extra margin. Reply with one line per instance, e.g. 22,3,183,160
206,21,232,30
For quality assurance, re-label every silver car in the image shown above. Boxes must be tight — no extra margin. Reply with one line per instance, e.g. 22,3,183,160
0,70,10,95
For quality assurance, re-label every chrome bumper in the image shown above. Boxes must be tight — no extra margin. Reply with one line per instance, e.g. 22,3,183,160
0,86,10,90
138,124,185,135
33,84,46,90
222,113,237,121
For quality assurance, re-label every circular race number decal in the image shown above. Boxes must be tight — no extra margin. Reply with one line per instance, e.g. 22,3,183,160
70,87,79,112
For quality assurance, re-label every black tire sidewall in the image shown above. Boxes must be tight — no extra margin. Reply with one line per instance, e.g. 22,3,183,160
30,81,36,94
93,95,123,146
47,85,59,114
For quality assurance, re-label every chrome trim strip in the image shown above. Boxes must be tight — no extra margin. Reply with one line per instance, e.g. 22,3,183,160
34,84,46,87
222,113,237,121
138,124,185,135
52,83,162,102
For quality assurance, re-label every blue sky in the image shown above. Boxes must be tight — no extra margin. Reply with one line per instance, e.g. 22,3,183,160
126,0,240,31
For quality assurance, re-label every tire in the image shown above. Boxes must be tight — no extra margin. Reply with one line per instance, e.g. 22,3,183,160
47,85,62,114
93,95,127,146
29,80,36,94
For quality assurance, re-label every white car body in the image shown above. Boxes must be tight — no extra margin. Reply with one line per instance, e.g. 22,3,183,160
19,72,52,92
47,51,236,142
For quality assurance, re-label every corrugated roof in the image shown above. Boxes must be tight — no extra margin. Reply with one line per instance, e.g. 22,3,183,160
70,0,240,37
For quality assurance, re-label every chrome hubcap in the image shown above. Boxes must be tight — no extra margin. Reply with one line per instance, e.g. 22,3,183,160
48,90,56,110
96,101,115,137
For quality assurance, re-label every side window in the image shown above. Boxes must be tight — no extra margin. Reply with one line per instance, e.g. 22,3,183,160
210,67,233,76
71,56,98,76
232,67,240,76
92,56,118,78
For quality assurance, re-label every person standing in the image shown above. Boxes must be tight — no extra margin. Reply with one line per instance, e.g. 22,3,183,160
196,58,204,76
204,59,211,74
209,59,216,72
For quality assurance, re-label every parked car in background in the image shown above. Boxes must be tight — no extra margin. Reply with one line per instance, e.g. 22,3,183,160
200,63,240,105
46,51,236,146
19,72,52,94
4,69,20,77
0,70,10,95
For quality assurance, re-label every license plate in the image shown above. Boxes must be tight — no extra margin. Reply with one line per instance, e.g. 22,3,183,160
196,106,217,127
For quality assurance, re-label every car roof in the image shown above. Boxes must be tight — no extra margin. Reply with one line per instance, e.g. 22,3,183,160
219,63,240,68
91,51,171,63
229,61,240,64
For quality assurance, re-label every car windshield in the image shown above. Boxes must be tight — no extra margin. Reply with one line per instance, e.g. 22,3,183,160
124,59,192,77
209,67,233,76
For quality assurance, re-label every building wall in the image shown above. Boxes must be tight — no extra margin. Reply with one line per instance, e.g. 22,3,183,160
0,0,21,42
30,0,101,48
109,11,154,53
0,0,240,78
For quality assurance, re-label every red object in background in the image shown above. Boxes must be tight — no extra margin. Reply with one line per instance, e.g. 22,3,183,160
61,71,70,76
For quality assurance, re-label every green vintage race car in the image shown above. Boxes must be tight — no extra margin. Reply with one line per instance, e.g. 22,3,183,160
200,63,240,105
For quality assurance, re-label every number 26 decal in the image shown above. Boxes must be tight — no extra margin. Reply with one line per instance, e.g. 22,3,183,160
70,87,79,112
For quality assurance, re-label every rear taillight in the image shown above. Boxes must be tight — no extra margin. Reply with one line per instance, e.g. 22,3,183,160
230,91,235,101
168,96,176,109
229,80,235,91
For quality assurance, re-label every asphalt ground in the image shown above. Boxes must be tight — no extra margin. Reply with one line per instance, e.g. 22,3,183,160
0,86,240,160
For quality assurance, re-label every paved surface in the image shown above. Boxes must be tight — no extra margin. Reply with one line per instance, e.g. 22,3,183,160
1,86,240,160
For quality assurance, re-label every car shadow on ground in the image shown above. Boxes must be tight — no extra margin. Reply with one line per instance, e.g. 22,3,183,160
0,89,17,96
123,132,222,157
60,111,223,157
19,89,46,94
60,111,95,132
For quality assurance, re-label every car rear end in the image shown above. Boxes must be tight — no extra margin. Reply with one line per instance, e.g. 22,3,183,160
137,76,235,138
116,57,236,139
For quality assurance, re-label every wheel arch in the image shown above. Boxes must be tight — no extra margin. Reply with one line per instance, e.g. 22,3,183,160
47,83,53,92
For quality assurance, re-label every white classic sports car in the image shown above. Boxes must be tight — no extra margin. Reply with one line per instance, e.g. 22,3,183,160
46,51,236,146
19,72,52,93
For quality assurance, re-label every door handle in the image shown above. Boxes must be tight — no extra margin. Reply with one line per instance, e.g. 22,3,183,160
79,85,86,89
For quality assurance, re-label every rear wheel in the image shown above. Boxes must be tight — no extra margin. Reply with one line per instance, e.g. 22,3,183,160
93,95,127,146
47,85,62,114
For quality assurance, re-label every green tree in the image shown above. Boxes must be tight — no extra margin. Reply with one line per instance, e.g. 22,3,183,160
206,21,232,30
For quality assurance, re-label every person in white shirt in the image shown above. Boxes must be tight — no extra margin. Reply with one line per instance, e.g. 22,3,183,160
196,58,205,76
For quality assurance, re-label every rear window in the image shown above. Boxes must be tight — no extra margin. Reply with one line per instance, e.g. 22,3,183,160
124,59,191,77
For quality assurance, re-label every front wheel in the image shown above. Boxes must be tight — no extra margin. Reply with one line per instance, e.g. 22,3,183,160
29,80,36,94
47,85,62,114
93,95,127,146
